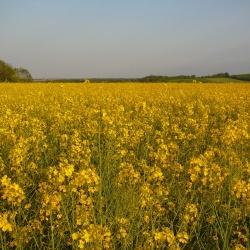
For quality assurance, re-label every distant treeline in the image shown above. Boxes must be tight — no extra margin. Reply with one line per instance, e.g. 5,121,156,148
34,73,219,83
1,58,249,83
138,72,231,83
230,74,250,81
37,72,250,83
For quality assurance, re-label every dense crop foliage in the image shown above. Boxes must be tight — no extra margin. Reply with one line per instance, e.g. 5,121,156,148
0,83,249,249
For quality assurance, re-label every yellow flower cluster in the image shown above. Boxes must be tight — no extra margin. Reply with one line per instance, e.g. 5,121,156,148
0,82,249,249
0,212,13,232
72,224,112,249
1,175,25,205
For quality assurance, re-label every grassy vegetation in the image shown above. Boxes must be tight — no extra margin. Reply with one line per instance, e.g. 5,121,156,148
231,74,250,81
0,83,249,249
200,78,246,83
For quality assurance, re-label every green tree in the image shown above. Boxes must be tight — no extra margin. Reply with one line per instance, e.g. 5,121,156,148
0,60,20,82
15,67,33,82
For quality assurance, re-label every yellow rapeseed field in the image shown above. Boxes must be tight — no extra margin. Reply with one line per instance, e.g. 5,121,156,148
0,83,249,249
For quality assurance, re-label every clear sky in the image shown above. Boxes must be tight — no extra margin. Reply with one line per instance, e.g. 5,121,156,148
1,0,250,79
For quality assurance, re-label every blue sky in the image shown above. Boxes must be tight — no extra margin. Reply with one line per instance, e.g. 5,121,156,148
1,0,250,78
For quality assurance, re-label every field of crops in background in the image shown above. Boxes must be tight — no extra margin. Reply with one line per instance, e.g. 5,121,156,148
0,83,249,249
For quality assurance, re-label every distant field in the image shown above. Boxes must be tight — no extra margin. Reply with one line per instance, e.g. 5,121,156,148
162,77,248,83
0,83,249,249
231,74,250,81
201,77,247,83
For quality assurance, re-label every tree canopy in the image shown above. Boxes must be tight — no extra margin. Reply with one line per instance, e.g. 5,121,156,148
15,67,33,82
0,60,33,82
